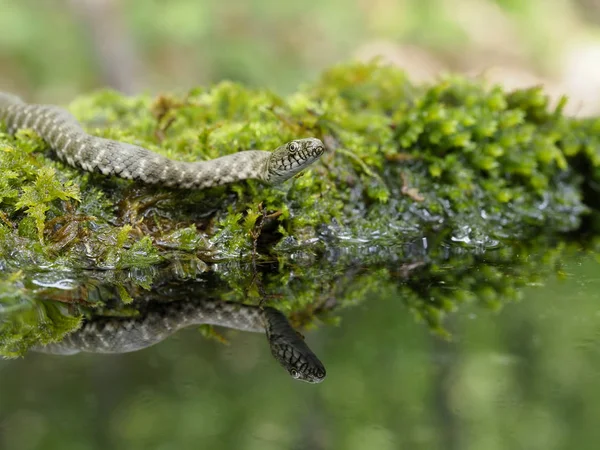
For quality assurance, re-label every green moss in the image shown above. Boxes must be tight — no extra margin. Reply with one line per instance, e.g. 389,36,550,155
2,61,599,274
0,272,82,357
1,61,600,355
15,167,80,241
0,232,591,357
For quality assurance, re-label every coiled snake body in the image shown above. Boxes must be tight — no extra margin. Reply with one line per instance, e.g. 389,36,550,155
0,93,325,188
37,300,326,383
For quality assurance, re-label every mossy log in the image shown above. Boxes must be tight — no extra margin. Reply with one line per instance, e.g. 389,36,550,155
1,62,599,356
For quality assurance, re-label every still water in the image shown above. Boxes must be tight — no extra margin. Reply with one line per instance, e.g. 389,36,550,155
1,245,599,450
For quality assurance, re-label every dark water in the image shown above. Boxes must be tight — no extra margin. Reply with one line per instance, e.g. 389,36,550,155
1,246,599,450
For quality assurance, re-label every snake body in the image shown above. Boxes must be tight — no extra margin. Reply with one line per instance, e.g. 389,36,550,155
2,94,327,382
37,300,326,383
0,93,325,188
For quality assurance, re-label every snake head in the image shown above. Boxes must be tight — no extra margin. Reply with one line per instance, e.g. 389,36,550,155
266,137,326,184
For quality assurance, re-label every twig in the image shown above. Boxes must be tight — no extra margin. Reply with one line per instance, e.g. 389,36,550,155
0,210,14,228
401,172,425,202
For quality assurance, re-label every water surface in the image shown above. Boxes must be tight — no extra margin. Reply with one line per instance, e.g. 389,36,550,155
1,245,599,450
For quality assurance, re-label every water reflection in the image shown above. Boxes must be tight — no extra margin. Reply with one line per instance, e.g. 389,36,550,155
1,236,600,448
1,234,593,364
34,296,326,383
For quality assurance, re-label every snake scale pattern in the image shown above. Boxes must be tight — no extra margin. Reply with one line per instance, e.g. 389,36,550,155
0,92,327,382
0,92,325,188
37,300,326,383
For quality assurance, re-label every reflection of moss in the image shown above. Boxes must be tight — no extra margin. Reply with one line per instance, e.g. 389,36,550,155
0,273,82,357
0,301,82,358
1,62,600,356
0,234,593,357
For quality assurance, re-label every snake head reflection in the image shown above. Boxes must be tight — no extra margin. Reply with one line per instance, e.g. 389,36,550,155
266,137,326,184
289,365,327,384
276,344,326,383
263,306,327,384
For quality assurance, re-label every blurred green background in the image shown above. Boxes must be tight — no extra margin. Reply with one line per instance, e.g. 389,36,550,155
2,1,600,449
1,0,600,114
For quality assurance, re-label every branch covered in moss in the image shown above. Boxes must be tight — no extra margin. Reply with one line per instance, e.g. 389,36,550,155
1,62,600,356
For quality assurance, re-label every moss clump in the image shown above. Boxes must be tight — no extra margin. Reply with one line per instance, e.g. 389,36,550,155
1,62,599,274
1,61,600,355
0,272,82,357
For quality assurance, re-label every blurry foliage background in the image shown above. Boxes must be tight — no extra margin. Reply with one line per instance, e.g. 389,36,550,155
2,0,600,449
1,0,600,114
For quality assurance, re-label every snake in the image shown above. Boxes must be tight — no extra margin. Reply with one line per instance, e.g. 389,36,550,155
36,299,327,383
0,92,326,188
0,92,327,381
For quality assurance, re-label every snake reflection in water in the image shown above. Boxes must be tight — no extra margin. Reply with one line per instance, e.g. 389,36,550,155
37,299,326,384
1,93,327,382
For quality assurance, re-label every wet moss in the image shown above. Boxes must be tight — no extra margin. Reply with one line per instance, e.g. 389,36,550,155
1,61,600,356
0,272,82,357
1,62,599,273
0,233,593,357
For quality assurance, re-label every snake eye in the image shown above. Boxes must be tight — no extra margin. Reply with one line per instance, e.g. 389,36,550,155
288,142,299,153
290,369,301,379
